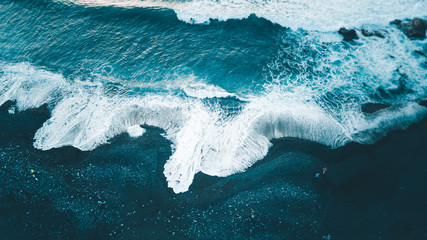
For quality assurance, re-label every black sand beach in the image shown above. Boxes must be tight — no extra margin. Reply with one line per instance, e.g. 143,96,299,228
1,101,426,239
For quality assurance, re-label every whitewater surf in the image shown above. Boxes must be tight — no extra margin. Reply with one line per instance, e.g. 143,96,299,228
0,0,426,238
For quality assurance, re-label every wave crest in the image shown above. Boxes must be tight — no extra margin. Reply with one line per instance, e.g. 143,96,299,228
61,0,427,31
2,23,427,193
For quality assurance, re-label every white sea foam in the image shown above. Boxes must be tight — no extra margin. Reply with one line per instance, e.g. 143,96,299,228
61,0,427,31
182,83,236,99
33,92,186,151
0,64,69,111
1,26,426,193
123,74,237,99
127,125,146,137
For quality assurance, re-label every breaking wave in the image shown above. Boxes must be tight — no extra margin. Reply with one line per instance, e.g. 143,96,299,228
1,15,427,193
60,0,427,31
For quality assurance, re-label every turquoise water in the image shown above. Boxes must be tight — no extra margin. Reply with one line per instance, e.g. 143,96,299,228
2,0,426,192
0,0,427,238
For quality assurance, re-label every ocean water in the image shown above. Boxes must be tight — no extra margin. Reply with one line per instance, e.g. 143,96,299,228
1,0,427,239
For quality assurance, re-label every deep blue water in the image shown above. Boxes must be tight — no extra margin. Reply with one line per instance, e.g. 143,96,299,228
0,0,278,93
1,0,427,239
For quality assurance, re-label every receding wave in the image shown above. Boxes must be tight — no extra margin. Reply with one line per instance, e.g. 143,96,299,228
59,0,427,30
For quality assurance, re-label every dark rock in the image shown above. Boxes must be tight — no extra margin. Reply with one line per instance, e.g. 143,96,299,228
391,18,427,39
361,29,385,38
361,103,390,114
390,19,402,26
420,100,427,108
414,50,425,57
338,28,359,41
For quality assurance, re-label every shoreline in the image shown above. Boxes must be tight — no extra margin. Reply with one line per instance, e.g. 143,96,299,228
1,101,427,238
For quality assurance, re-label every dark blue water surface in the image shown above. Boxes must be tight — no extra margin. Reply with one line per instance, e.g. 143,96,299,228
0,0,279,94
1,0,427,239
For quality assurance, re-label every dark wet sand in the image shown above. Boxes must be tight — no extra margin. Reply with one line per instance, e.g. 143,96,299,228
1,101,426,239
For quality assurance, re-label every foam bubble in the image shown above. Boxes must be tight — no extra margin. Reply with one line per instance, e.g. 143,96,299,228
8,106,16,114
127,125,146,138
